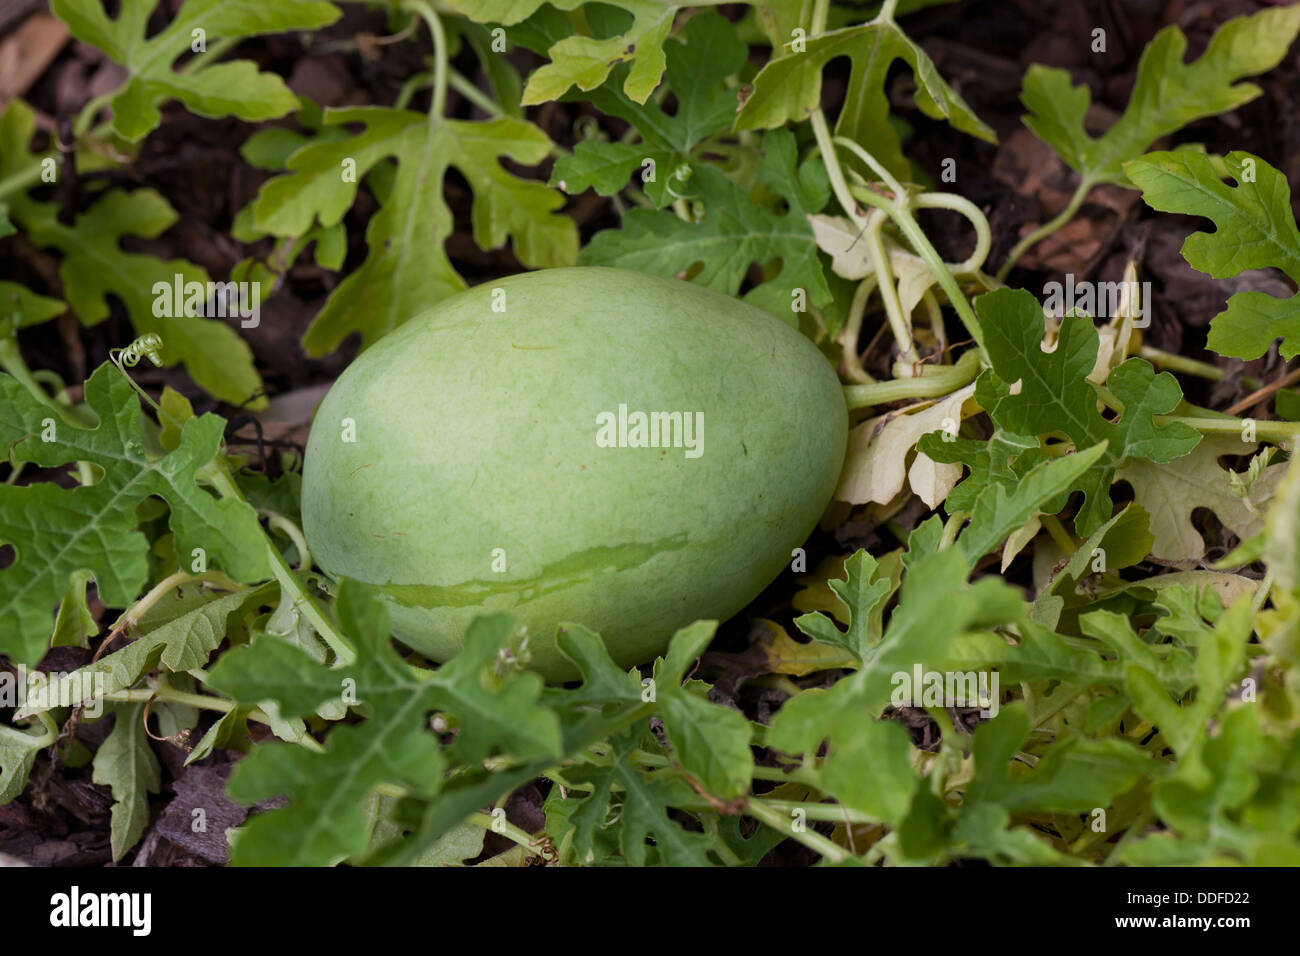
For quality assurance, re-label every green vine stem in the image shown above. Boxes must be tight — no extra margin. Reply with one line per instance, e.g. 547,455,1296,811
739,796,850,863
1040,513,1079,555
0,337,61,414
107,567,240,633
996,177,1091,281
393,9,573,166
34,711,59,747
407,1,449,120
840,276,880,384
30,369,76,407
1162,416,1300,443
1252,569,1274,616
919,288,947,353
679,790,883,828
265,511,312,571
808,110,869,230
0,160,52,204
206,465,357,665
913,191,992,275
466,812,550,857
1141,345,1300,409
832,135,992,343
106,686,231,714
938,510,968,549
104,686,322,751
744,798,875,825
842,350,1293,437
70,34,240,140
107,350,166,417
832,135,907,199
179,36,242,77
700,817,747,866
807,110,920,363
3,711,61,750
631,749,820,787
811,0,830,34
72,93,116,138
393,69,434,110
842,346,980,411
448,69,505,117
567,744,864,863
1138,346,1240,384
865,210,920,364
846,180,988,357
5,90,129,207
841,163,995,282
1095,365,1300,443
809,70,995,371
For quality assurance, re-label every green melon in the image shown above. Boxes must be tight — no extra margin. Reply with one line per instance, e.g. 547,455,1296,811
301,267,847,679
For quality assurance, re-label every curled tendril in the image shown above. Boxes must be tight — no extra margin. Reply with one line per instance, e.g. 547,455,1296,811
111,333,164,370
108,334,166,414
603,795,625,828
664,163,698,201
572,115,604,142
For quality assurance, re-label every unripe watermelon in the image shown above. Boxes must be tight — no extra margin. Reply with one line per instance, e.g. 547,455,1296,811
302,267,847,679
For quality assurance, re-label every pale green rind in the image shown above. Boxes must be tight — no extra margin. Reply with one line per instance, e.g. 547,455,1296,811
302,267,847,679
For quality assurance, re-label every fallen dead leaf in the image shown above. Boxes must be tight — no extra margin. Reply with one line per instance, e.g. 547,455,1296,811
0,13,67,105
